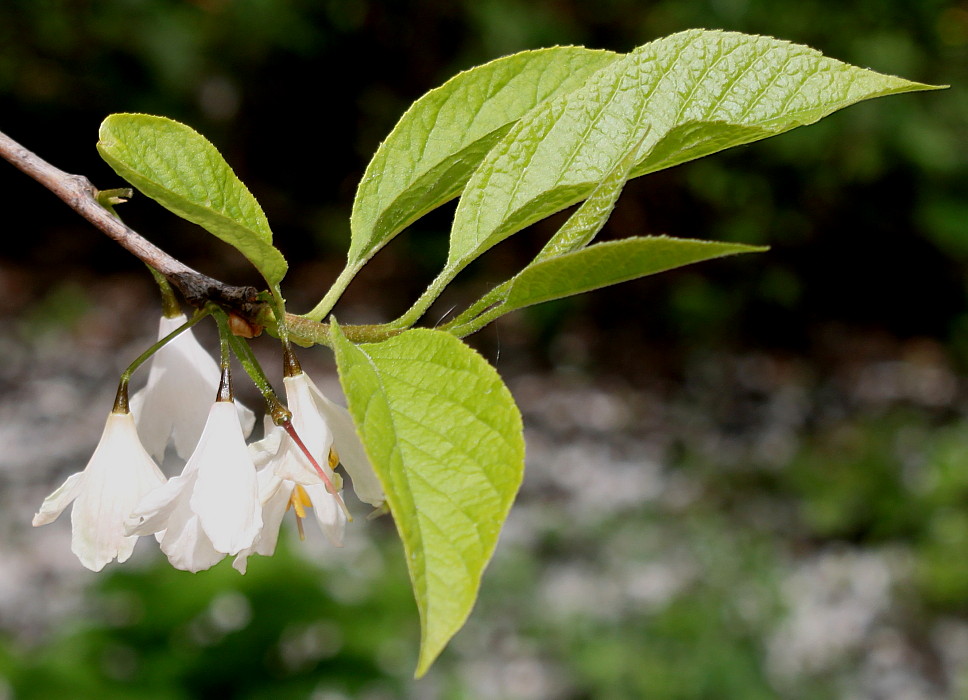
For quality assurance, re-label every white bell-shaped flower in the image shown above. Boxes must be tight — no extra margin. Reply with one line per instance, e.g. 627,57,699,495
126,400,262,573
131,314,255,460
32,411,166,572
233,371,383,573
232,458,345,574
305,375,385,509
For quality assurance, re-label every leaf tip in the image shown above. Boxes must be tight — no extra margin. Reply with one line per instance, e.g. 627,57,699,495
414,648,439,679
328,316,345,343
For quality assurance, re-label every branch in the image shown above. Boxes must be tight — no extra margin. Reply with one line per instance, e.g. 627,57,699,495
0,127,405,346
0,128,263,315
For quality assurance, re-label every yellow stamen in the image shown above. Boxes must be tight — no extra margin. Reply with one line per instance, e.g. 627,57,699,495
289,484,312,519
285,485,313,540
328,448,346,495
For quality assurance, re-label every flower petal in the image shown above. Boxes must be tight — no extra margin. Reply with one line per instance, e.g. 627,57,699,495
248,418,283,468
252,475,291,555
189,402,262,555
125,470,193,536
262,374,336,487
305,483,346,547
32,471,85,527
308,379,385,507
133,314,256,460
128,387,170,463
66,412,165,571
232,476,291,574
159,496,225,573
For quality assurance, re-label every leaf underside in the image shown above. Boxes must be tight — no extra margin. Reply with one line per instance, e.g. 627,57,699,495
504,236,766,313
348,46,619,269
330,323,525,677
445,29,939,274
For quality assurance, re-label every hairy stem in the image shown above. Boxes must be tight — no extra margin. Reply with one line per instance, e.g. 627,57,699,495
384,265,457,330
440,280,512,332
304,262,362,322
147,265,183,318
226,333,281,407
280,314,405,347
444,302,507,338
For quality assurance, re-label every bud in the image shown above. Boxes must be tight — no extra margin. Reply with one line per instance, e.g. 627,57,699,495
228,311,263,338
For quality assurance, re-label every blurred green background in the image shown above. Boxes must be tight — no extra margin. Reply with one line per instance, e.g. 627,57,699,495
1,0,967,698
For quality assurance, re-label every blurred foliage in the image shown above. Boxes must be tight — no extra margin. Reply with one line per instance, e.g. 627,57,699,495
1,534,419,699
0,484,833,699
19,402,968,697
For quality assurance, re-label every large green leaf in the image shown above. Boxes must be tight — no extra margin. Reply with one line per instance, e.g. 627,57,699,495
97,114,288,285
330,322,525,676
446,29,940,273
348,46,618,268
500,236,765,314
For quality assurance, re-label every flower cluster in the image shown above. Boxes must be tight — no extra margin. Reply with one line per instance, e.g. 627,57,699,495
33,314,384,573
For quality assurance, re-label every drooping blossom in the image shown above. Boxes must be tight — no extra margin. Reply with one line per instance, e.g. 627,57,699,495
131,314,255,460
233,371,384,573
232,437,346,574
126,400,262,573
32,411,166,572
308,375,385,510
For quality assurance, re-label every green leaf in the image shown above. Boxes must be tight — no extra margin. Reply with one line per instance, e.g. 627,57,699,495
501,236,765,313
97,114,288,285
446,29,941,273
442,136,646,334
330,321,525,676
349,46,618,268
534,129,647,263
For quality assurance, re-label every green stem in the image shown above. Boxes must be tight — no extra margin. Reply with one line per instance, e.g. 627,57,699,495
282,315,405,347
112,310,210,413
440,279,512,331
268,284,289,344
304,263,362,323
385,264,460,330
445,301,507,339
210,306,235,402
147,265,181,318
282,341,302,378
95,187,133,217
225,332,290,424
